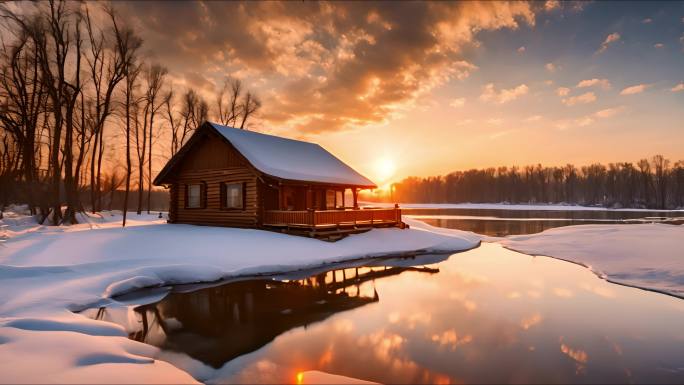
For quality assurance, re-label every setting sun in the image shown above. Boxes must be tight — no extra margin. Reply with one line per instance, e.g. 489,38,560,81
373,157,397,184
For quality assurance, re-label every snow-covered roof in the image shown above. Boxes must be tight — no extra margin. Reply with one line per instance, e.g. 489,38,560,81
209,122,376,187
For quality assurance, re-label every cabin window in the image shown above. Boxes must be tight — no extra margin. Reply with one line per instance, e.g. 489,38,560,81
326,190,336,210
186,184,203,209
336,190,344,208
222,182,244,210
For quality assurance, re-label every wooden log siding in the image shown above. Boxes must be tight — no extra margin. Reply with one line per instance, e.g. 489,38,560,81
174,168,258,227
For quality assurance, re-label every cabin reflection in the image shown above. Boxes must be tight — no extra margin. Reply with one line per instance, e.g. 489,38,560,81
99,264,438,368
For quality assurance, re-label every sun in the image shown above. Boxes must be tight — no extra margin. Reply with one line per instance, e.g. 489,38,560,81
374,157,396,183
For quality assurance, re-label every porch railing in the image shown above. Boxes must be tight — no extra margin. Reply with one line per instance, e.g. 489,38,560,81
263,206,401,227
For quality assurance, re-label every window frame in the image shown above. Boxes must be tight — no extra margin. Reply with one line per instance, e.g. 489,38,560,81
185,183,205,209
221,182,246,210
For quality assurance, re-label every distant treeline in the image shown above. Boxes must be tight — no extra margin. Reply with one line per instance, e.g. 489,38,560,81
390,155,684,210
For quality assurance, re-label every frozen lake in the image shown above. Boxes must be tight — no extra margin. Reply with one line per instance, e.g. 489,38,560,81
84,243,684,384
404,208,684,236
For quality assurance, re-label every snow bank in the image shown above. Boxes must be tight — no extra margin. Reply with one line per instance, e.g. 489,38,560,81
363,202,684,212
1,209,165,240
0,210,479,383
500,223,684,298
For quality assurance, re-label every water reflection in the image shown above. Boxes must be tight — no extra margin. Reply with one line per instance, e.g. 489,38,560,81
84,244,684,384
405,208,684,236
85,264,439,369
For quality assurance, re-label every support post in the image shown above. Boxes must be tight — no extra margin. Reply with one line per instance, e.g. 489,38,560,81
308,208,315,227
352,188,359,209
278,182,284,210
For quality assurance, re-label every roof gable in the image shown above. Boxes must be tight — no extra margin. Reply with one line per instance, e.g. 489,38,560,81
210,123,376,187
155,122,376,188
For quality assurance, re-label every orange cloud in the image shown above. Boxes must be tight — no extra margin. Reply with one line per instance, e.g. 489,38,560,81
556,87,570,96
480,83,529,104
562,91,597,106
576,78,611,90
592,106,624,118
671,83,684,92
597,32,620,53
620,84,650,95
115,1,537,133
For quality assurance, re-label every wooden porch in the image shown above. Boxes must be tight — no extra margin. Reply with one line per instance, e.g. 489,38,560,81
262,205,407,240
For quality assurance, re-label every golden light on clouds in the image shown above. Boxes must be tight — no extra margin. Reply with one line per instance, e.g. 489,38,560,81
620,84,650,95
97,1,684,179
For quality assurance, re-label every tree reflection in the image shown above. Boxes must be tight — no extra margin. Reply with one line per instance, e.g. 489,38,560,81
120,265,438,368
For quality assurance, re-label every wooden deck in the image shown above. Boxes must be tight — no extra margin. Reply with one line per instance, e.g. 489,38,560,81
262,206,407,240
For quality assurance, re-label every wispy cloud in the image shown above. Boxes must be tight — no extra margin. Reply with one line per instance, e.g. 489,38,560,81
562,91,597,106
593,106,624,118
545,62,557,72
556,87,570,96
449,98,466,108
577,106,625,126
480,83,529,104
671,83,684,92
555,106,624,130
642,18,652,24
517,46,526,53
654,43,664,49
597,32,620,54
620,84,649,95
576,78,611,90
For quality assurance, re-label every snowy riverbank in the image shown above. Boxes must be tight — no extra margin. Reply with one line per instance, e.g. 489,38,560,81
501,223,684,298
2,208,683,383
0,210,479,383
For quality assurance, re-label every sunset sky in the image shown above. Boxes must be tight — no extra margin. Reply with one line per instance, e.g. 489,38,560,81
115,1,684,185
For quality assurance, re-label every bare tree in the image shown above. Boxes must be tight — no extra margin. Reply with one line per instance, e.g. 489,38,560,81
216,77,241,126
168,88,207,156
215,77,261,129
115,21,142,227
238,91,260,129
637,158,652,206
162,89,181,156
85,5,127,213
0,14,47,214
651,155,670,210
136,63,167,214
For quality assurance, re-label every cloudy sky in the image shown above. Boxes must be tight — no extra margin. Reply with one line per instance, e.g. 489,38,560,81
114,1,684,185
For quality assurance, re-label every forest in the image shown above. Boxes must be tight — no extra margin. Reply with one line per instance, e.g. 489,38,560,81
390,155,684,210
0,1,260,225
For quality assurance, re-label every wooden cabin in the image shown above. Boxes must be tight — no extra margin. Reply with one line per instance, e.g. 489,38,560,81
154,122,405,239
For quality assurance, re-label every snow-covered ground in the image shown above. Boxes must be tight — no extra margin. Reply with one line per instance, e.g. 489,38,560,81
0,209,479,383
2,206,683,383
363,201,684,212
501,223,684,298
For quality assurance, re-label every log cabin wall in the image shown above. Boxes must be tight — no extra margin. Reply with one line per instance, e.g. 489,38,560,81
169,132,260,227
